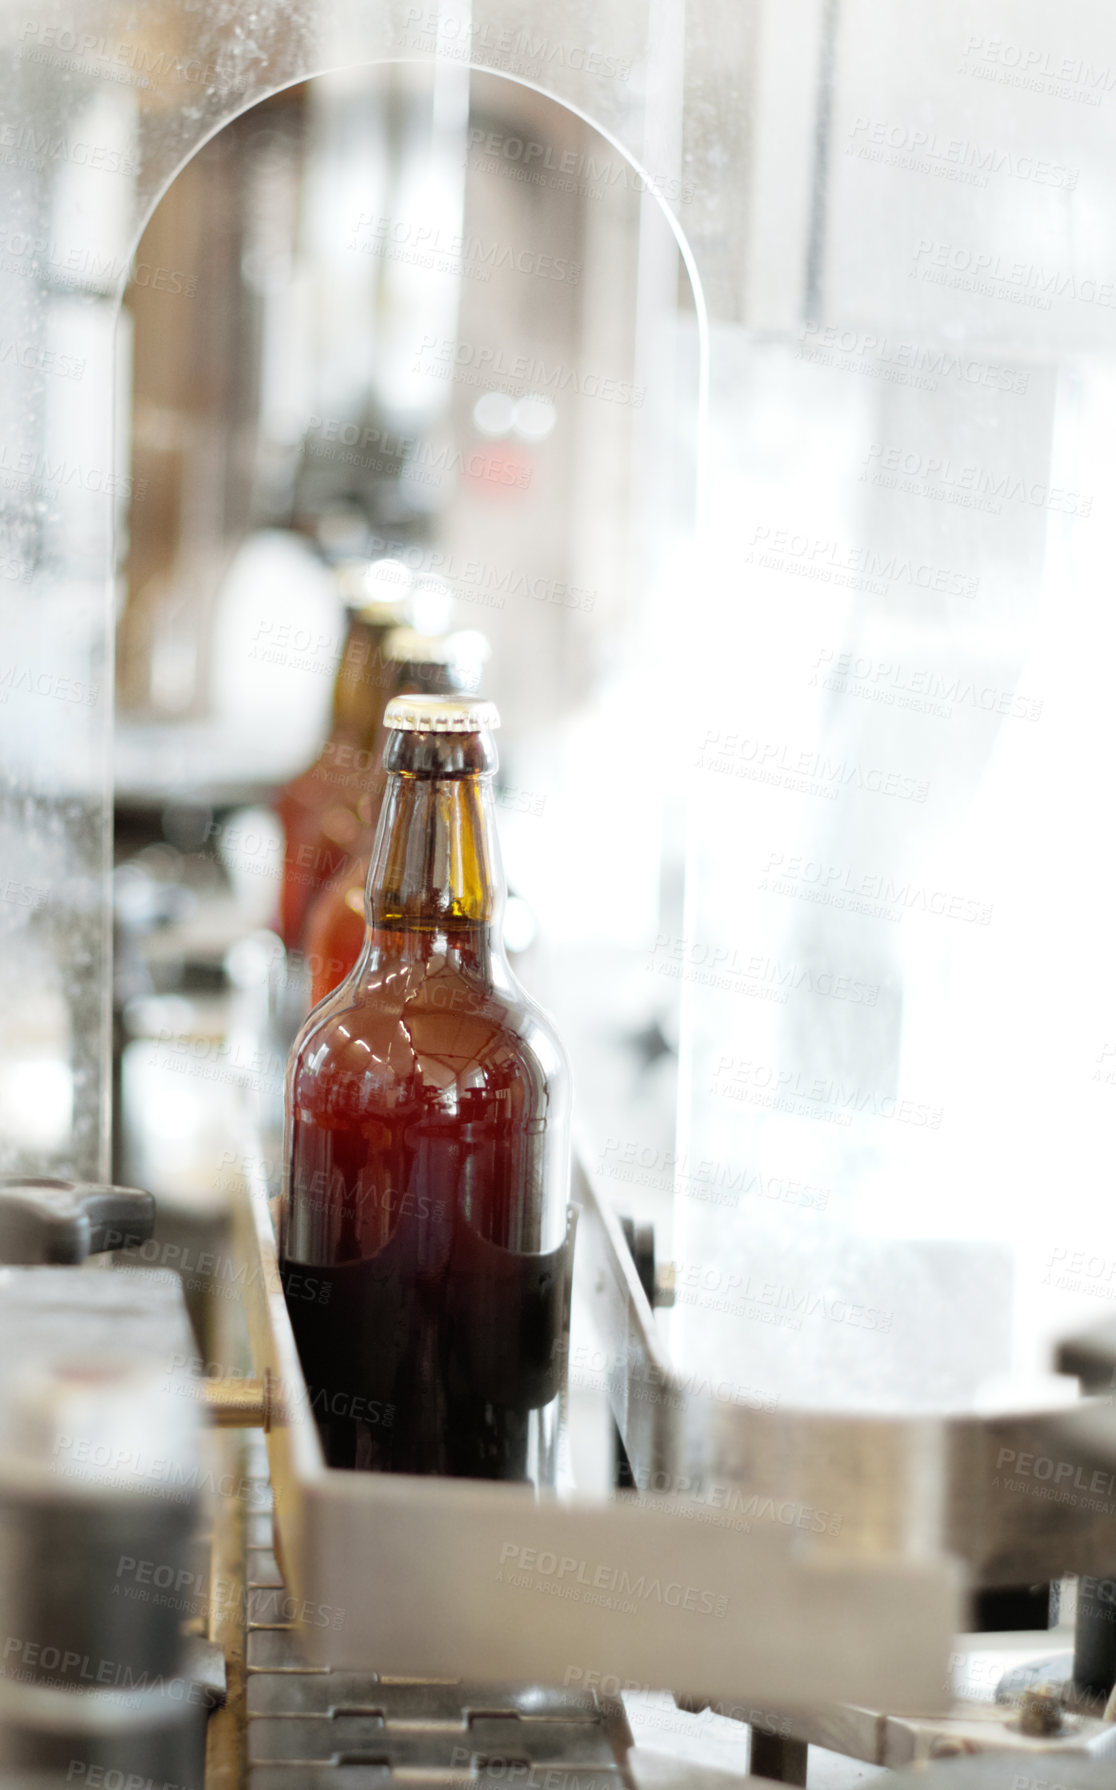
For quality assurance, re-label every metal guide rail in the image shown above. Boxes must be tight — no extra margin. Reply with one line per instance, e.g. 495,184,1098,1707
236,1129,1116,1721
233,1428,1116,1785
238,1437,635,1789
235,1152,960,1713
573,1158,1116,1587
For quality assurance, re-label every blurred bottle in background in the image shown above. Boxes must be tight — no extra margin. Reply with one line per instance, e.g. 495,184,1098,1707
303,625,489,1004
275,560,410,946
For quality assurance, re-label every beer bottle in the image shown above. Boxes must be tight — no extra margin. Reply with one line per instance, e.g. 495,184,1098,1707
275,565,407,948
302,627,488,1005
280,696,571,1483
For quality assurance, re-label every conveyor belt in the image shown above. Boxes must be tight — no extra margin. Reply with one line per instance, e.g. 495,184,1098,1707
240,1437,634,1789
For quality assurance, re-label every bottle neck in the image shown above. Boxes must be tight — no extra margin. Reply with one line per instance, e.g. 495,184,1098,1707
365,729,505,967
330,614,398,743
355,659,476,830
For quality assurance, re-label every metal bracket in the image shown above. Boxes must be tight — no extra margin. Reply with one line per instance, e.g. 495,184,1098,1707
575,1156,1116,1588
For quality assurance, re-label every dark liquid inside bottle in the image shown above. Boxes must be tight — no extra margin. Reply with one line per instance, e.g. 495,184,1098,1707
280,708,570,1481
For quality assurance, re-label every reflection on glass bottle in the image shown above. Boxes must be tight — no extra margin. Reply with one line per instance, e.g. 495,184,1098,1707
280,696,571,1483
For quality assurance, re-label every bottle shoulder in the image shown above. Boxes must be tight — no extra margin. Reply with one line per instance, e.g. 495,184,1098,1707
290,957,568,1099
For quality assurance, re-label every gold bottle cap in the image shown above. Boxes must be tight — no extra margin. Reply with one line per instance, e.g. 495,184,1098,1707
384,694,500,733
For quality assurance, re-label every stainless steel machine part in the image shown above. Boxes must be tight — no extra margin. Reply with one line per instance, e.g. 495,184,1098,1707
871,1759,1116,1790
0,1267,207,1787
237,1153,962,1711
233,1118,1116,1748
690,1686,1116,1772
238,1435,636,1788
0,1178,155,1265
576,1157,1116,1587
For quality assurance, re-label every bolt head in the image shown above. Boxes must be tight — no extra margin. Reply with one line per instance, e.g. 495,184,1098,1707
1019,1686,1064,1736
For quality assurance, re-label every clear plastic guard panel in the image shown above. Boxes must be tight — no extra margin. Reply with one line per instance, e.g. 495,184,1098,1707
675,0,1116,1413
0,0,1114,1425
0,0,713,1182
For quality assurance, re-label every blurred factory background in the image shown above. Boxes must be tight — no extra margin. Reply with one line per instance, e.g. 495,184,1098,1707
4,0,1116,1430
7,9,1116,1787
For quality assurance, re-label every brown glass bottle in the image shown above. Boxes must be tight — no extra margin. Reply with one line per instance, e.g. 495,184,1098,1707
302,629,488,1005
280,696,571,1483
275,579,406,948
